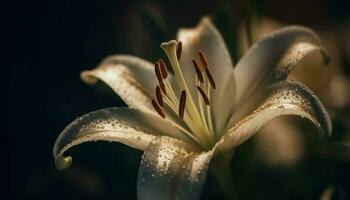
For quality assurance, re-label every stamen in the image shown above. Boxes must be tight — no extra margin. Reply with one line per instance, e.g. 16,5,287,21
205,68,216,89
178,90,186,119
197,86,210,105
160,40,208,133
192,59,204,83
176,41,182,61
198,51,208,68
155,86,164,106
154,62,162,81
160,40,188,92
152,100,165,118
159,81,167,95
158,59,168,78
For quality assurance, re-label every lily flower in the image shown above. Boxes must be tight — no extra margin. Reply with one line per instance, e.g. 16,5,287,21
53,17,332,199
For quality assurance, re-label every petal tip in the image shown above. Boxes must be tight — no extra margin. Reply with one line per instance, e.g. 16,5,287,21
55,155,72,170
80,71,98,85
176,16,215,40
199,16,212,25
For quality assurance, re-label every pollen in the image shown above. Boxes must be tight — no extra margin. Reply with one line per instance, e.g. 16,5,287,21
152,100,165,118
205,68,216,89
154,62,163,81
197,86,210,105
152,40,217,148
179,90,186,119
176,41,182,61
155,86,164,106
192,59,204,83
198,51,208,68
158,81,167,95
158,59,168,78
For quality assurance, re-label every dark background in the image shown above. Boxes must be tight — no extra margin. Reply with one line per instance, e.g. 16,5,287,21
7,0,350,199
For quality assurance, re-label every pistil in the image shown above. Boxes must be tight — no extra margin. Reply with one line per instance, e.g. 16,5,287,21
160,41,203,125
151,40,218,149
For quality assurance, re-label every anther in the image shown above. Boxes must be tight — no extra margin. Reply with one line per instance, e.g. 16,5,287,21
152,100,165,118
205,68,216,89
192,59,204,83
176,41,182,61
178,90,186,119
155,86,164,106
197,86,210,105
159,81,167,95
158,59,168,78
198,51,208,68
154,62,162,81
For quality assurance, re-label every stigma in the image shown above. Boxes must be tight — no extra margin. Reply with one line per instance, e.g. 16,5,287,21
151,40,217,148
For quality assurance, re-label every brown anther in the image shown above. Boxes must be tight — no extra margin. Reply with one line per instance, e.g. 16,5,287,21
159,81,167,95
192,59,204,83
154,62,162,81
158,59,168,78
197,86,210,105
152,100,165,118
156,86,164,106
176,41,182,61
198,51,208,68
205,68,216,89
178,90,186,119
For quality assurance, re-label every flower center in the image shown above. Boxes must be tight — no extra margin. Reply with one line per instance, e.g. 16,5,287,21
151,40,217,149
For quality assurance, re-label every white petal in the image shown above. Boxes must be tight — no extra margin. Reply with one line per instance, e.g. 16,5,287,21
81,55,158,114
234,26,330,106
218,81,332,153
177,17,236,133
80,55,196,140
53,108,194,170
137,136,214,200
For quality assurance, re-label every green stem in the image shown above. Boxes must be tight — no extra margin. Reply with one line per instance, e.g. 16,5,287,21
211,151,236,200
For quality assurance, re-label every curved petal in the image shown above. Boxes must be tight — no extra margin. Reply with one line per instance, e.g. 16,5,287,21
234,26,330,106
137,136,214,200
177,17,236,133
53,107,195,170
218,81,332,153
81,55,158,114
80,55,190,132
